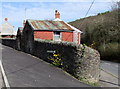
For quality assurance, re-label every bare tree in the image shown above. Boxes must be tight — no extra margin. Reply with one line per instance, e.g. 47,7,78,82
111,1,120,10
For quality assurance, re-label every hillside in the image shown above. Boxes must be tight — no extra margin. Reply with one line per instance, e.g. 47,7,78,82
69,10,120,62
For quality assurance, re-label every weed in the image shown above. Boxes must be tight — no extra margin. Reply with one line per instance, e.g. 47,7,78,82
48,53,63,67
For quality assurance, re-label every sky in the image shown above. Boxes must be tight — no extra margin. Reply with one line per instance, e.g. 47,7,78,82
0,0,119,32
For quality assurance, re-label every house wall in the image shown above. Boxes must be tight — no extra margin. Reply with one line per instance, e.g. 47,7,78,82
61,32,73,42
34,31,74,43
78,32,81,44
34,31,53,40
21,22,34,53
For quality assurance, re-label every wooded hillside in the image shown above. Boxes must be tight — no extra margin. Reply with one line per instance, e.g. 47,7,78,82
69,9,120,62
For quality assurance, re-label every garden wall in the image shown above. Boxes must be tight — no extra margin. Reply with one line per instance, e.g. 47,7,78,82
33,39,100,83
1,38,16,49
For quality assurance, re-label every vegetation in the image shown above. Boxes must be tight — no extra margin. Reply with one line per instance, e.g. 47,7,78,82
69,2,120,62
48,53,63,67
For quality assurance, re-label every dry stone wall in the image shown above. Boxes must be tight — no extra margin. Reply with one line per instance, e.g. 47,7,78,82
33,39,100,83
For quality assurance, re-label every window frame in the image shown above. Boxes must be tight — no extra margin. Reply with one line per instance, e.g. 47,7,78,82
53,31,62,41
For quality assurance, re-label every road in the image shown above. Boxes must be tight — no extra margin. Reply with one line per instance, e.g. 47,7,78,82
100,60,119,87
101,60,119,78
1,45,90,87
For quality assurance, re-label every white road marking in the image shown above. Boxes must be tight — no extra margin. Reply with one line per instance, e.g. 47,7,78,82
0,60,10,88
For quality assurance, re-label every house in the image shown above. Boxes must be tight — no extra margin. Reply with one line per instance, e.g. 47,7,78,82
22,10,81,44
17,10,82,52
0,18,16,38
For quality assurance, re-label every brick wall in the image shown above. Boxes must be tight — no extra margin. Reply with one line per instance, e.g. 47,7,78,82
62,32,73,42
34,31,53,40
34,31,74,42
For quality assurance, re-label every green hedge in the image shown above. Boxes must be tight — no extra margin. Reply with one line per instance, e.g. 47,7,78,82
98,42,120,62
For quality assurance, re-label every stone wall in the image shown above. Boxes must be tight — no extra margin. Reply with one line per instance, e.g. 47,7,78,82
33,39,100,83
1,38,100,83
1,38,16,49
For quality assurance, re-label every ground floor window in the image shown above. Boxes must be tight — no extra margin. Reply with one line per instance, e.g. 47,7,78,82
53,31,61,41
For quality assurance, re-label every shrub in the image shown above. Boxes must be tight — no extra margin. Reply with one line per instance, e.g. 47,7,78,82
98,42,120,62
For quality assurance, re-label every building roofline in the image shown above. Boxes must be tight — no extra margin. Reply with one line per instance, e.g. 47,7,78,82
65,22,83,33
34,29,73,32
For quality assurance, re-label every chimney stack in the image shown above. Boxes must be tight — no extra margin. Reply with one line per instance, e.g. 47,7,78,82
55,10,60,19
5,18,8,21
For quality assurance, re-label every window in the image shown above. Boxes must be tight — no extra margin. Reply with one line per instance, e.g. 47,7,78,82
53,31,61,41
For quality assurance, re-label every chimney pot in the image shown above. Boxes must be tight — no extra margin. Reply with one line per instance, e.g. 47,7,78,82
55,10,58,13
55,10,60,19
5,18,8,21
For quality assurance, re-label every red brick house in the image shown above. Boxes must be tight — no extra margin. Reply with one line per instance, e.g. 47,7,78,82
19,10,82,45
16,10,82,52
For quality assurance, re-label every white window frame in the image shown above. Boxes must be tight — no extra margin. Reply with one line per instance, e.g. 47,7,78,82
53,31,62,41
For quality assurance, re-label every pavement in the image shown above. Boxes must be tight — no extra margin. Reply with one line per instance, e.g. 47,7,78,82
1,44,90,87
101,60,119,77
100,70,119,87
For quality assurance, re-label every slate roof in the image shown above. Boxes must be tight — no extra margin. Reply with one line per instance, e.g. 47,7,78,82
0,21,15,35
27,19,74,31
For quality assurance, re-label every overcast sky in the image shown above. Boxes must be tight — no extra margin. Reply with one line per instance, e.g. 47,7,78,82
0,0,119,31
